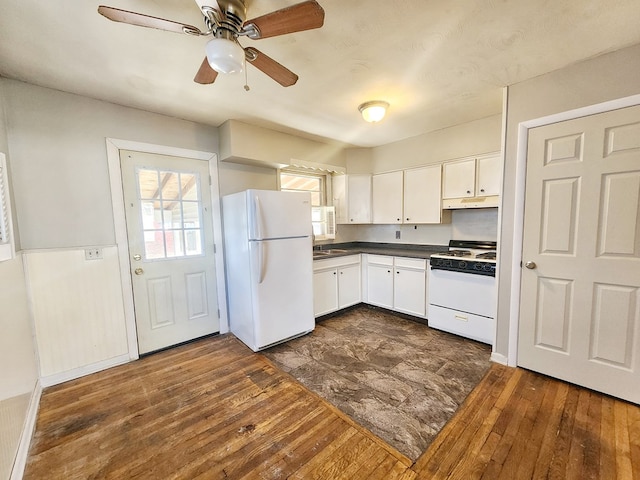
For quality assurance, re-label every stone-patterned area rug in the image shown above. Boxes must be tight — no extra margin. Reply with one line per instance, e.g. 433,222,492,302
262,305,491,461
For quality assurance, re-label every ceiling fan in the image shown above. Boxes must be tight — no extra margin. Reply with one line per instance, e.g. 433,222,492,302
97,0,325,87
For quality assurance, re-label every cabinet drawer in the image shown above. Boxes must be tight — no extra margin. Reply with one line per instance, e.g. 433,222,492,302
366,254,394,266
313,254,360,271
394,257,426,270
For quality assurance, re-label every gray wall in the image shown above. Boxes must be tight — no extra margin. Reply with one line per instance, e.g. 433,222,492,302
3,79,219,249
496,43,640,359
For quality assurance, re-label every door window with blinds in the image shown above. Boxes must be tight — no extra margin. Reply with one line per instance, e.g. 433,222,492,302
136,167,204,260
0,153,14,262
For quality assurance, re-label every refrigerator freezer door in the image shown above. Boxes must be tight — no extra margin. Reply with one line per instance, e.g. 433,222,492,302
250,236,314,349
248,190,312,240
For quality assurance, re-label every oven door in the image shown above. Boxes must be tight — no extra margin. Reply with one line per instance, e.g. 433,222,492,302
428,268,496,318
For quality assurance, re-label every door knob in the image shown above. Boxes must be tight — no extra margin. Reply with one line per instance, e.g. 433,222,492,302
134,268,144,275
524,261,537,270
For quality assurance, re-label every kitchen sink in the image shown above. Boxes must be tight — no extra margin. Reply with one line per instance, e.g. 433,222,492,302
313,249,350,257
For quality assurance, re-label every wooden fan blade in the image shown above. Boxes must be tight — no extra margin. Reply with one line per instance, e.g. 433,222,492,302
194,57,219,84
246,47,298,87
244,0,324,39
98,6,203,35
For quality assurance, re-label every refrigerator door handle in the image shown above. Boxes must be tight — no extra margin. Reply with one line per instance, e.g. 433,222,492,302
251,241,267,285
258,241,266,284
253,194,265,240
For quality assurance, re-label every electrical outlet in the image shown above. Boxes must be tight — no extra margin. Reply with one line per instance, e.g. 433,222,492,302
84,248,103,260
395,230,401,239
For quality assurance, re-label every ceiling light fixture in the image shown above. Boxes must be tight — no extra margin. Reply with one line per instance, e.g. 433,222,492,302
205,37,245,74
358,100,389,123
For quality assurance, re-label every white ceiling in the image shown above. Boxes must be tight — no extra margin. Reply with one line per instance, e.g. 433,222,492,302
1,0,640,147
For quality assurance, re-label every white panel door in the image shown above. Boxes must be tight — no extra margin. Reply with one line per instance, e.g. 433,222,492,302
347,174,372,223
121,150,220,354
394,267,426,317
518,105,640,404
367,264,394,309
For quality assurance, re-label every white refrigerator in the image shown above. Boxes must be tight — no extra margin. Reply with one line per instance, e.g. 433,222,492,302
222,189,315,351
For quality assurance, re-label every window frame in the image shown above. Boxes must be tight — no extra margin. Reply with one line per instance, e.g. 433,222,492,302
278,167,331,207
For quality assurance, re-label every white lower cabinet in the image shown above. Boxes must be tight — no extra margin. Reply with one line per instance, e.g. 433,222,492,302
366,255,395,309
394,258,427,317
313,255,362,317
366,254,428,318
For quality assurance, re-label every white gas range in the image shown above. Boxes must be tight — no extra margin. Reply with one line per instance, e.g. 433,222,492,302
428,240,497,345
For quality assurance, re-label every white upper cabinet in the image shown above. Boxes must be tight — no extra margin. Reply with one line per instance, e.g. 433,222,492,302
372,171,403,224
404,164,449,224
442,158,476,199
332,174,348,224
476,154,501,197
371,164,449,224
334,174,372,224
442,153,501,209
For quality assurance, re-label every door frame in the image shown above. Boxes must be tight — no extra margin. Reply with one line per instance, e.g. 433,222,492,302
106,138,229,360
507,92,640,367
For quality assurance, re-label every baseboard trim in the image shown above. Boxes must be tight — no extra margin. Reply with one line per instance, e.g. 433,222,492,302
490,352,508,365
10,381,42,480
40,353,131,388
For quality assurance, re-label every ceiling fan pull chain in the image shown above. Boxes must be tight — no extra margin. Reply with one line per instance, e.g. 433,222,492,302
244,56,250,91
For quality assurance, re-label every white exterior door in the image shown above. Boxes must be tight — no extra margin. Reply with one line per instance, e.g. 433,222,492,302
121,150,220,354
518,105,640,404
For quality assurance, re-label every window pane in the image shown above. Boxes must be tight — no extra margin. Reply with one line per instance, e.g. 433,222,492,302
182,201,201,228
309,192,321,205
136,167,205,260
144,230,165,259
185,229,202,255
181,173,199,201
164,203,182,229
280,171,325,206
165,230,184,258
138,169,159,200
160,171,180,201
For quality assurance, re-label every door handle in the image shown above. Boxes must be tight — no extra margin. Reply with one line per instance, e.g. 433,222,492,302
525,261,537,270
134,268,144,275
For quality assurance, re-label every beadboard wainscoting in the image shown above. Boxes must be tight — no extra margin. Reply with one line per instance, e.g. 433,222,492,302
24,246,130,385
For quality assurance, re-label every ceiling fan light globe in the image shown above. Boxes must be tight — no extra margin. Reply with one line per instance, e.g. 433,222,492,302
205,38,244,74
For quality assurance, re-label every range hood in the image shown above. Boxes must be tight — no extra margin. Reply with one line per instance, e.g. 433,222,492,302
443,195,499,209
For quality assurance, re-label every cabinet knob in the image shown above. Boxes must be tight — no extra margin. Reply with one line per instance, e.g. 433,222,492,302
333,271,337,275
466,190,471,194
387,270,391,273
406,217,409,221
480,188,485,193
397,218,401,221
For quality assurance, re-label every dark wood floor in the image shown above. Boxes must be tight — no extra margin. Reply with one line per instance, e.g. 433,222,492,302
24,334,640,479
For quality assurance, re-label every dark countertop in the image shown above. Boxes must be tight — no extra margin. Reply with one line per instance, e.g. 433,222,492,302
313,242,449,260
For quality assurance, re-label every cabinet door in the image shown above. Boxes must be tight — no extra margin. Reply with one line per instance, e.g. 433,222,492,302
347,174,372,223
393,267,426,317
332,175,348,224
443,159,475,198
367,264,394,309
404,164,443,223
372,171,403,224
476,154,501,197
338,264,361,309
313,269,338,317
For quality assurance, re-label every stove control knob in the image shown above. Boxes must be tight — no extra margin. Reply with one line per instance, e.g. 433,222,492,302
474,263,483,270
483,264,493,271
444,259,453,267
459,261,467,269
